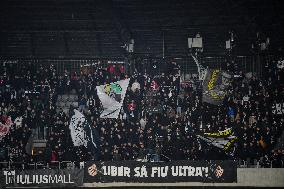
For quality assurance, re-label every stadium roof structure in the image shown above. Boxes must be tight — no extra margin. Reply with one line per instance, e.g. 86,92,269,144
0,0,283,58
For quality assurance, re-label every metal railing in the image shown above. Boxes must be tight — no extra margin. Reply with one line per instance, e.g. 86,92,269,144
0,161,81,170
0,159,283,170
1,54,276,77
237,159,284,168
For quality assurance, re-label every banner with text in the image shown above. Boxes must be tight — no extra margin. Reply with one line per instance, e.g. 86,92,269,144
84,161,237,183
0,169,83,187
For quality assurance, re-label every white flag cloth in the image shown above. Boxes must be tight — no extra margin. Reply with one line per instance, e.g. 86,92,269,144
96,79,130,119
69,110,88,147
69,110,100,158
191,54,207,81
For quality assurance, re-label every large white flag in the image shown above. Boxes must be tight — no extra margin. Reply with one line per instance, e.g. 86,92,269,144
69,110,88,147
69,110,101,158
96,79,130,119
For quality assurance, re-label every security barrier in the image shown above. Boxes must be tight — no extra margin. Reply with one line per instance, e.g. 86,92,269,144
0,162,284,188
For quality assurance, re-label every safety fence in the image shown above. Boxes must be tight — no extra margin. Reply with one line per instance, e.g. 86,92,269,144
0,159,283,171
0,160,237,187
0,54,276,77
0,160,284,188
0,161,83,170
0,58,125,75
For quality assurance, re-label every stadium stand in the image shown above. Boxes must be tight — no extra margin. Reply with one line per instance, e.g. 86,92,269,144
0,54,283,169
0,2,284,189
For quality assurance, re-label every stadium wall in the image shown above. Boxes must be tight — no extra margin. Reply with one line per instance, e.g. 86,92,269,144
83,168,284,188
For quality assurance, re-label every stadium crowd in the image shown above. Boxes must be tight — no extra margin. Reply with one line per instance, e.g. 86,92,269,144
0,57,283,168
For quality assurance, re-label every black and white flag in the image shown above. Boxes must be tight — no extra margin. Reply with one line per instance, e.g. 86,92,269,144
202,69,232,105
96,79,130,119
191,54,207,81
69,110,100,158
197,128,237,151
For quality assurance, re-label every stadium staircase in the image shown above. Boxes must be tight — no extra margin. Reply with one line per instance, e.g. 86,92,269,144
56,90,79,114
27,91,79,155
